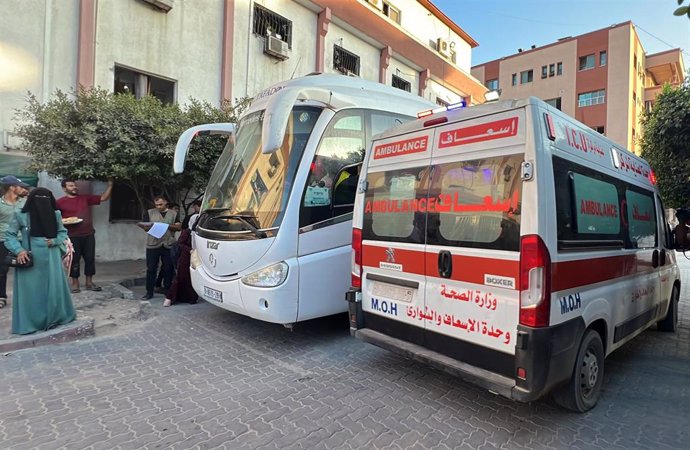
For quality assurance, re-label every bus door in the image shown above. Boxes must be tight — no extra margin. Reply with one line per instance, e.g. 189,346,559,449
360,128,434,348
296,109,417,321
424,112,525,377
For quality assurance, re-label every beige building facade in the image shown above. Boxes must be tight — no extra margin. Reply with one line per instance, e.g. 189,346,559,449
0,0,487,260
471,22,686,154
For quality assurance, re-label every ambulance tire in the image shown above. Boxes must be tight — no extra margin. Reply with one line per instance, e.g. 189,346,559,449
657,286,679,332
553,329,604,412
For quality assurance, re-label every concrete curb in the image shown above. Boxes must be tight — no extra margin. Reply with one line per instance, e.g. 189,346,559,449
118,277,146,289
108,283,136,300
0,276,144,353
0,318,95,353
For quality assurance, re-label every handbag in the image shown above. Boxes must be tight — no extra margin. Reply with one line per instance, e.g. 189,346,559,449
4,217,33,268
5,251,33,268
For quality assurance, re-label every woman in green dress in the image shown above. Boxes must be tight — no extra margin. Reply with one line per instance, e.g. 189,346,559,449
4,188,75,335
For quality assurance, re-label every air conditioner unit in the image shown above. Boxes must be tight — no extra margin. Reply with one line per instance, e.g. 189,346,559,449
437,38,450,58
264,35,290,61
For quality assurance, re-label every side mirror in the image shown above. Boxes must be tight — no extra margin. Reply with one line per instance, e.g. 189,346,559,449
673,222,689,251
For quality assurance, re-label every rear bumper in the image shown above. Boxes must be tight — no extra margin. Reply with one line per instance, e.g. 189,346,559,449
512,317,585,402
346,289,584,402
355,328,516,398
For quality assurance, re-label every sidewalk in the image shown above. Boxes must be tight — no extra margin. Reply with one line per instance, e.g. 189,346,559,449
0,259,148,352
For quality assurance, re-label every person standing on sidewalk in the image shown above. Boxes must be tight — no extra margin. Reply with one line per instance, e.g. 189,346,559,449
137,196,181,300
56,179,114,293
0,176,30,310
181,199,202,230
5,188,75,334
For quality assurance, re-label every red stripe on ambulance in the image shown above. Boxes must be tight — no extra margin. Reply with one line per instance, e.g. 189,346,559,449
551,251,656,292
364,245,657,292
362,245,518,286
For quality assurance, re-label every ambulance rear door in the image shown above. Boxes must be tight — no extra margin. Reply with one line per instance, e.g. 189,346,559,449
424,109,527,377
360,128,434,347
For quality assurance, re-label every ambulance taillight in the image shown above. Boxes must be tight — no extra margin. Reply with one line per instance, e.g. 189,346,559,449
519,234,551,327
649,170,657,185
352,227,363,288
544,113,556,141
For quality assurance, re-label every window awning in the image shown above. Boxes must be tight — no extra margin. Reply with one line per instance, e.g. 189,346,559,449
0,154,39,187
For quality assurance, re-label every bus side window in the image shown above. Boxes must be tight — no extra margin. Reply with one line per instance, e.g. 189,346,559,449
332,163,362,215
300,110,365,227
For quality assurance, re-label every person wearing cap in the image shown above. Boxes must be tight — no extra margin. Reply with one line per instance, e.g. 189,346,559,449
56,178,113,293
0,175,30,309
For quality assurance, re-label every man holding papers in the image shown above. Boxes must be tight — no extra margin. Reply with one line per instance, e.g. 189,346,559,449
137,196,181,300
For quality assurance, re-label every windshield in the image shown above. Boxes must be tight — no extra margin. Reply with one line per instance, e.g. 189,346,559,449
200,105,322,234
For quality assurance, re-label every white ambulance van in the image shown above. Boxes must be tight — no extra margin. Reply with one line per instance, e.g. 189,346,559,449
346,97,681,412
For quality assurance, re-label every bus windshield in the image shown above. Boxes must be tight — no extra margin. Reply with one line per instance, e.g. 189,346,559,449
200,105,322,234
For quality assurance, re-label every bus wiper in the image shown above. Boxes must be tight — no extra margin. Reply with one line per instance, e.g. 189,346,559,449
203,207,232,212
210,214,267,238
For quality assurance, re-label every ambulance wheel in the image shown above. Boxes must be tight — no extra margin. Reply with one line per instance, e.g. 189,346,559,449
657,286,679,332
553,329,604,412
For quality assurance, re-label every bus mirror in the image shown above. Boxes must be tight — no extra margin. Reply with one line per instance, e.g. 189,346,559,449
261,86,348,154
174,123,236,173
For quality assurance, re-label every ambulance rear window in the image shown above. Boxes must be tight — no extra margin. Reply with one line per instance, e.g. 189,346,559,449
361,155,523,251
362,167,430,244
427,155,523,251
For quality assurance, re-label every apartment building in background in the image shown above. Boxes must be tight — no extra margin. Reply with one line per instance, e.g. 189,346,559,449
0,0,486,261
471,21,686,154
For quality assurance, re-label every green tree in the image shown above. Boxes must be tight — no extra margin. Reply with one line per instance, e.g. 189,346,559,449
640,80,690,207
14,87,249,213
675,0,690,19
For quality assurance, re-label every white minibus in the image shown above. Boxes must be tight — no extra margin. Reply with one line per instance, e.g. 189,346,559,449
174,73,435,327
347,97,681,411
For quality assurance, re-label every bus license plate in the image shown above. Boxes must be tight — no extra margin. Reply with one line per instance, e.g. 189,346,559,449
204,286,223,302
371,281,413,303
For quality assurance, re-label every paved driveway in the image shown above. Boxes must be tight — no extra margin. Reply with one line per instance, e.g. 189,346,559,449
1,259,689,449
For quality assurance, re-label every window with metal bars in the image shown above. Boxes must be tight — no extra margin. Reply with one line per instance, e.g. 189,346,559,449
252,4,292,48
333,45,360,76
392,74,411,92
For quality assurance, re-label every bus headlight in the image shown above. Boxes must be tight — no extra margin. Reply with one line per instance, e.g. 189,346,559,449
190,249,201,269
241,262,289,287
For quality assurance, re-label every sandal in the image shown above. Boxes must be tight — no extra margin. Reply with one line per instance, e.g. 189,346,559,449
0,298,6,309
71,288,81,293
86,285,102,292
163,299,172,307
